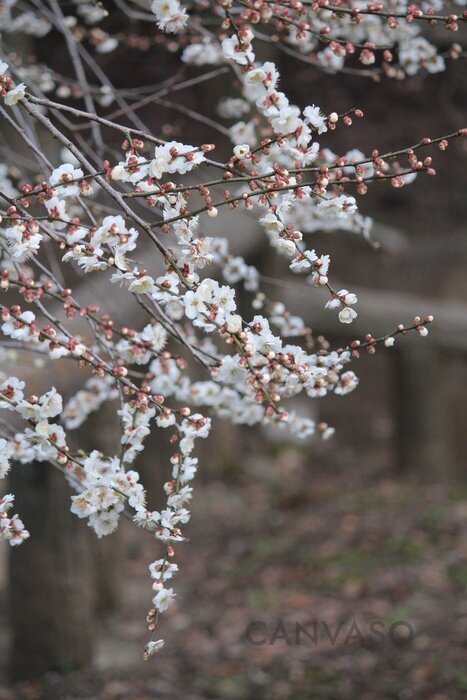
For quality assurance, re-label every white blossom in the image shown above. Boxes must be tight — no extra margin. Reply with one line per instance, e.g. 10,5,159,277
151,0,188,33
4,83,26,105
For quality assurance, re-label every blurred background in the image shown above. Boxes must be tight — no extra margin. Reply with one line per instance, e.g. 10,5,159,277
1,8,467,699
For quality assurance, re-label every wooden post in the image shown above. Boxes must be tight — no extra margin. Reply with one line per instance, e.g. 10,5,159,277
74,402,123,616
393,345,455,477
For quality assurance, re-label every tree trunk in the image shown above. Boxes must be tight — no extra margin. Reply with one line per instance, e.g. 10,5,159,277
8,462,95,680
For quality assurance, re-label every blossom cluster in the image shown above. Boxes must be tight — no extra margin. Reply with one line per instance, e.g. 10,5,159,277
0,494,29,546
1,0,464,107
0,0,463,658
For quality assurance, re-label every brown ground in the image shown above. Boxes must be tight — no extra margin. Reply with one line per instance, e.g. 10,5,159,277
2,445,467,700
